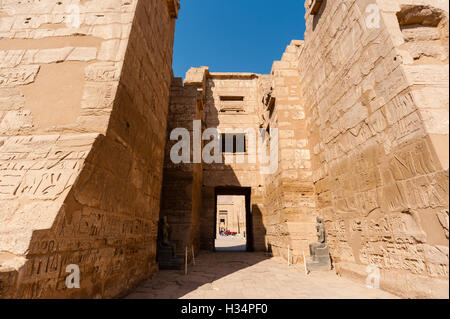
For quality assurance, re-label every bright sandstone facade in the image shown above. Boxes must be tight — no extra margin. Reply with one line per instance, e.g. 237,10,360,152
0,0,179,298
0,0,448,299
299,0,449,298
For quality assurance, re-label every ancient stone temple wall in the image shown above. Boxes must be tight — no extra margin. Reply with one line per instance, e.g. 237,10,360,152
261,40,317,263
0,0,448,300
0,0,178,298
298,0,449,298
160,69,268,252
200,73,266,251
160,68,206,259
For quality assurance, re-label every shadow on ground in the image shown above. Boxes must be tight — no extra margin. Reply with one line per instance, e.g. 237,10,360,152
125,251,270,299
125,251,400,299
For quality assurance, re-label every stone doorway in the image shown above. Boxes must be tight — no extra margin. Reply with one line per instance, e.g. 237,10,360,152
214,187,254,252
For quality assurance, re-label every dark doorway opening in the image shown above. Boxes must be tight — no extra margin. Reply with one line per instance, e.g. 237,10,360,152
214,187,253,252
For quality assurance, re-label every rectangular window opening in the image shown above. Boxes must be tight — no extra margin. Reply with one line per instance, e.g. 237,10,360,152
219,96,245,113
221,133,247,153
220,96,244,102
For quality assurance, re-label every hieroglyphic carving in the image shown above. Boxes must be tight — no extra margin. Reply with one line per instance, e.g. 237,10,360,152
81,82,118,109
437,211,449,238
0,135,95,200
85,63,121,82
0,65,40,88
0,51,25,68
384,92,417,126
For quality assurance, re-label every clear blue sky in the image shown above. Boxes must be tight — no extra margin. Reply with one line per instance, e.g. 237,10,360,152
172,0,306,78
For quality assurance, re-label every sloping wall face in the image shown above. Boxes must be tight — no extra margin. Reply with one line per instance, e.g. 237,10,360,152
261,41,317,263
299,0,449,298
160,74,204,258
0,0,177,298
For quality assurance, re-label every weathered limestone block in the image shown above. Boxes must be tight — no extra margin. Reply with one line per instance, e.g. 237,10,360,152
0,65,40,87
0,0,177,299
298,0,449,298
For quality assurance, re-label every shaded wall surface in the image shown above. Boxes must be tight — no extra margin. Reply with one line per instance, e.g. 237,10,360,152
261,40,317,263
160,73,204,259
298,0,449,298
0,0,178,298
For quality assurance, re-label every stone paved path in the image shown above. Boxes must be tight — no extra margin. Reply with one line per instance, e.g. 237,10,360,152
215,236,247,251
125,252,399,299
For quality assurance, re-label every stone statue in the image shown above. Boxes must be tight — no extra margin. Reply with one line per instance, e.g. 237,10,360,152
157,216,183,269
306,217,332,271
317,217,326,242
159,216,172,247
309,217,326,254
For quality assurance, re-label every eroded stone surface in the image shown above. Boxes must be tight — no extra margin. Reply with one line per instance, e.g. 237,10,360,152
0,0,178,298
